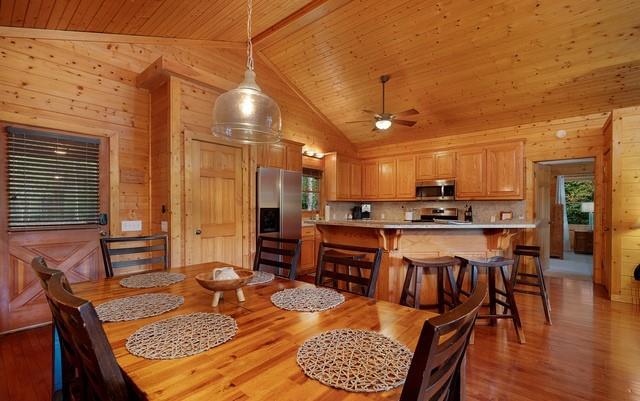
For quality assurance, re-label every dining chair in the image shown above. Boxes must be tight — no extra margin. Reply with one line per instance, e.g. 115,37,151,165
31,257,77,401
100,234,168,277
315,242,383,298
253,236,302,280
43,273,144,401
399,281,486,401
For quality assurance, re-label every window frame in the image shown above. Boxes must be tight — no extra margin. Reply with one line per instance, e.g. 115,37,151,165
302,169,322,212
2,124,110,232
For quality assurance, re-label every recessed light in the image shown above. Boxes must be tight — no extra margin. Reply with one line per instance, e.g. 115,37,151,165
555,130,567,139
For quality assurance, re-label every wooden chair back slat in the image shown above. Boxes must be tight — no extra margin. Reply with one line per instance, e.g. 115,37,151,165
100,234,168,277
315,242,383,298
253,236,302,280
400,282,487,401
44,274,140,401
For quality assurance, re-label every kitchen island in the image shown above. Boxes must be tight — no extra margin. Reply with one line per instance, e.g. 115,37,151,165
310,219,537,304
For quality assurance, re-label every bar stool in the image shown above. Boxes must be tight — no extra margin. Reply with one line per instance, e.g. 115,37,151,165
511,245,552,325
400,256,462,313
457,256,526,344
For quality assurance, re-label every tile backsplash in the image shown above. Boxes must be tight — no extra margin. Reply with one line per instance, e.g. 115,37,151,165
326,200,526,223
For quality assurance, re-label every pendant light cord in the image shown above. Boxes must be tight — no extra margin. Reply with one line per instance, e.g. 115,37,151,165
246,0,254,71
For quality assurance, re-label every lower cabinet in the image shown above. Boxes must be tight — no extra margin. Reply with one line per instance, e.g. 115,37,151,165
299,226,317,274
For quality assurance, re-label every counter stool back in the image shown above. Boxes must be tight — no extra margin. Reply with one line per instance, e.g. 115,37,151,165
315,243,383,298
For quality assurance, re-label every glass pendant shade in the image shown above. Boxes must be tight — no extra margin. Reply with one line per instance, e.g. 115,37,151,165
212,69,282,144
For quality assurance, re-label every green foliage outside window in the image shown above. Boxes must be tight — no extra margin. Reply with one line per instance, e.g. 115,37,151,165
565,180,594,224
302,175,320,211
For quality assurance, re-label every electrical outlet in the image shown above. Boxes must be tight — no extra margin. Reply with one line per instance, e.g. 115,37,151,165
121,220,142,232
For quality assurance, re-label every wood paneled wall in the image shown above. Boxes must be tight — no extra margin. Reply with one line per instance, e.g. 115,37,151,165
610,106,640,303
358,112,610,288
0,29,354,240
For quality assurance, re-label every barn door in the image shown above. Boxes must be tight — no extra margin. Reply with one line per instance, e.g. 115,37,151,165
0,125,108,333
188,141,243,266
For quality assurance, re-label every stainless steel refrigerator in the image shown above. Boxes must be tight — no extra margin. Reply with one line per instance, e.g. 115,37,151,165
257,167,302,239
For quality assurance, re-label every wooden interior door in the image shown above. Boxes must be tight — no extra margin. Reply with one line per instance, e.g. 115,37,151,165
189,141,243,266
534,163,552,268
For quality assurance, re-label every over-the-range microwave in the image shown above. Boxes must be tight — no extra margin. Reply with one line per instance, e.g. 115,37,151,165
415,179,456,200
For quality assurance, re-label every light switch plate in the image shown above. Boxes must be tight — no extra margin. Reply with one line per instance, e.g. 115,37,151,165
121,220,142,232
161,221,168,232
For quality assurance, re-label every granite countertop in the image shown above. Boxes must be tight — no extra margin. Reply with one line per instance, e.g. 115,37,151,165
304,219,537,229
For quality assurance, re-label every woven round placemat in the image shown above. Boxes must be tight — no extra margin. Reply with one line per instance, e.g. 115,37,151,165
95,293,184,322
246,271,275,286
271,287,345,312
297,328,413,392
119,272,186,289
126,312,237,360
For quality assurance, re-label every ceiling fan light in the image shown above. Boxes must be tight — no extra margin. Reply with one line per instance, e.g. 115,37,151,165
375,119,392,130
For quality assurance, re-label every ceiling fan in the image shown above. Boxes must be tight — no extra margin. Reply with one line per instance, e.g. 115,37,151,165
345,75,419,131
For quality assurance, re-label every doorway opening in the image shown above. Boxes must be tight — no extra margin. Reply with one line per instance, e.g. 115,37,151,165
536,158,595,280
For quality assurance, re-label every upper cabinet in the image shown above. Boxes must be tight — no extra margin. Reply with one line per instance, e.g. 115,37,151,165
378,158,397,199
455,141,524,200
362,160,379,199
256,141,303,172
455,148,486,198
396,155,416,199
325,153,362,201
485,142,524,198
416,151,455,180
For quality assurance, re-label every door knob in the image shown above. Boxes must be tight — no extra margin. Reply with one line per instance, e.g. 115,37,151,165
195,229,202,235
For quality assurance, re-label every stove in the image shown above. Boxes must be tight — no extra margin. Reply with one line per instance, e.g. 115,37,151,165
411,207,459,222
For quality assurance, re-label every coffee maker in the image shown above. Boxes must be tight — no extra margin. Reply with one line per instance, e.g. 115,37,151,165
361,203,372,219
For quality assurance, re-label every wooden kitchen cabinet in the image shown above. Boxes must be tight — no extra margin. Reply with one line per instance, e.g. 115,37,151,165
300,225,317,273
378,158,396,199
362,160,379,199
416,151,455,180
285,143,303,171
456,148,486,198
325,153,362,200
485,142,523,198
456,141,524,200
396,155,416,199
256,140,303,171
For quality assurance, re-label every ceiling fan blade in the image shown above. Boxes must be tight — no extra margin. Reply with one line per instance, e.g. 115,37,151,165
362,109,378,114
393,119,417,127
344,120,372,124
372,126,379,132
394,108,419,117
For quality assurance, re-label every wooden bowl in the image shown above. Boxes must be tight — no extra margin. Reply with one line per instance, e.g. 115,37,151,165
195,269,255,292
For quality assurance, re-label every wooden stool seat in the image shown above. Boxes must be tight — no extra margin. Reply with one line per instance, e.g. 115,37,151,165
400,256,462,313
511,245,552,325
457,256,526,344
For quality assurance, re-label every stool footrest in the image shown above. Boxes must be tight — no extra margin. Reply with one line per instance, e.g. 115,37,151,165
478,314,514,319
515,280,543,287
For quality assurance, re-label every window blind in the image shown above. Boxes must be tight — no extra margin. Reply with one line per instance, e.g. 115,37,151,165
6,127,100,228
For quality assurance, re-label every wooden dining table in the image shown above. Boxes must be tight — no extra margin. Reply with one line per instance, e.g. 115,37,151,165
72,263,437,401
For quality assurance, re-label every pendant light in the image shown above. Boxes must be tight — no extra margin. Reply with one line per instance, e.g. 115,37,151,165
212,0,282,144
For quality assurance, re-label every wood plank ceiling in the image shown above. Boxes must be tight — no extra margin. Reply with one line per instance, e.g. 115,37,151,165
2,0,640,147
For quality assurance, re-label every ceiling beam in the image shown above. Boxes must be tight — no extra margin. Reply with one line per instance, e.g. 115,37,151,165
256,50,354,148
252,0,351,49
137,56,235,92
0,27,245,49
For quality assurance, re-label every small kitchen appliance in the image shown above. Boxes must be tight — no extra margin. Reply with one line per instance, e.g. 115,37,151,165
361,203,372,219
411,208,459,222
